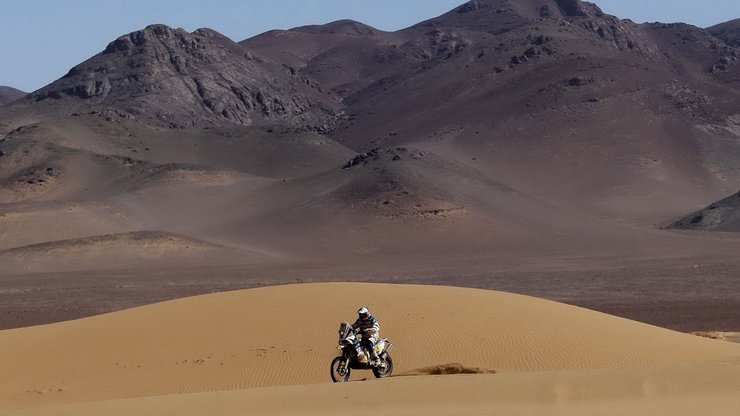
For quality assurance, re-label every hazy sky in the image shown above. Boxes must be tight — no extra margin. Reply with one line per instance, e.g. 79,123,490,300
2,0,739,92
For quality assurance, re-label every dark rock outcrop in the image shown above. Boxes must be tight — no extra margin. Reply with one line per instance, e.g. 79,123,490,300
555,0,603,17
342,147,417,170
457,1,493,14
669,191,740,232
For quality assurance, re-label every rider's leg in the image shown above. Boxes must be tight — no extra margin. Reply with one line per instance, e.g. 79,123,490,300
364,338,379,363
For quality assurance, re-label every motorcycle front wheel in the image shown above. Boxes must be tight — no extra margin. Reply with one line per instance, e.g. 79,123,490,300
372,352,393,378
330,356,351,382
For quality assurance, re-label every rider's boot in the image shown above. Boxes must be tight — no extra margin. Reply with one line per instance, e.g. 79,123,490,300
369,349,380,366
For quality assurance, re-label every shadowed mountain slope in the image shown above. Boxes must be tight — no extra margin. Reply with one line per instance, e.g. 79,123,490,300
240,20,411,96
0,86,26,106
708,19,740,47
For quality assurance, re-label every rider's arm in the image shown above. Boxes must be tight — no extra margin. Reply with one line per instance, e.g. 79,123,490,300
366,321,380,337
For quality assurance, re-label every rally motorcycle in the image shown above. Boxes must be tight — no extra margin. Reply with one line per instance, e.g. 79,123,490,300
330,322,394,382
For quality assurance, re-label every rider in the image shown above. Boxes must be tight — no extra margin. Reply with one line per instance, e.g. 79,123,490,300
352,307,381,365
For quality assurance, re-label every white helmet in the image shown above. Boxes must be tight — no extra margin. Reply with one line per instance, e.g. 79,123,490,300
358,307,370,319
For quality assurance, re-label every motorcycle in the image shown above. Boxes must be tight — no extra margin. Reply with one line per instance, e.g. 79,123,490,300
330,321,394,382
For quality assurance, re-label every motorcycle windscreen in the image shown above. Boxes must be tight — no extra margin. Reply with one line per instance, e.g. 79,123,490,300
338,322,352,341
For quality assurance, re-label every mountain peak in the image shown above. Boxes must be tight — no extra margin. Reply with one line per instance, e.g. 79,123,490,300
103,25,205,55
453,0,603,19
291,19,381,36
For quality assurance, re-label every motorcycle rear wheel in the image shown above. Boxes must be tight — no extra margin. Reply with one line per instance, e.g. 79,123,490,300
330,356,351,382
372,352,393,378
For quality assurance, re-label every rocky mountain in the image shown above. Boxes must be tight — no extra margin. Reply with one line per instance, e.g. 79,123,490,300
1,0,739,240
28,25,340,130
243,1,739,148
708,18,740,47
0,86,26,106
247,0,740,228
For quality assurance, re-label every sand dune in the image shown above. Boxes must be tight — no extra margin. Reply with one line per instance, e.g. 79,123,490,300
8,362,740,416
0,283,738,413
